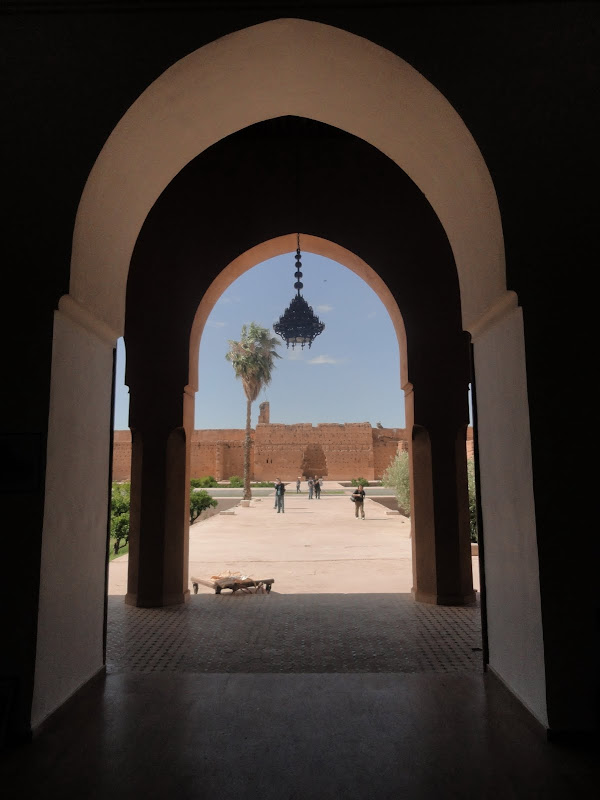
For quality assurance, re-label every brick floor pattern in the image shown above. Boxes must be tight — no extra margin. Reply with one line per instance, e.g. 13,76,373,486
107,594,483,675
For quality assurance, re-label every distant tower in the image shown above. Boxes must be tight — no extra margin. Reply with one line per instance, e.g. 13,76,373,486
258,401,270,424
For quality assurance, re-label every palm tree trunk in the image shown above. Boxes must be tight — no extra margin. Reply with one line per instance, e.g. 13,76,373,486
244,398,252,500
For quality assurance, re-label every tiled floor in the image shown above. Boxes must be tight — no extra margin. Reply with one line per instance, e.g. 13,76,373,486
4,491,596,798
0,498,598,800
107,593,483,675
108,488,482,676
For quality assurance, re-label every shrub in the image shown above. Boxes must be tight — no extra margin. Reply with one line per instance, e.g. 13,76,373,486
228,475,243,488
351,477,370,487
383,452,479,538
110,513,130,555
190,488,218,523
191,475,218,488
382,452,410,516
110,482,130,555
467,458,478,543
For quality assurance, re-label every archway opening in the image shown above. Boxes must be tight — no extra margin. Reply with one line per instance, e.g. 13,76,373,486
37,18,545,733
107,242,482,676
190,249,412,596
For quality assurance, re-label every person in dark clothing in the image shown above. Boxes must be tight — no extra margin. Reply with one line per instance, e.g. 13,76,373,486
314,477,321,499
275,479,286,513
351,485,366,519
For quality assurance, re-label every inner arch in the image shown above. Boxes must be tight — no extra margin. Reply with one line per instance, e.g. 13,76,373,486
123,116,464,413
188,234,408,394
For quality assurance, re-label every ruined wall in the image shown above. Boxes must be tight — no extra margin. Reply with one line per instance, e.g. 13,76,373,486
373,428,406,478
112,423,472,482
258,401,270,424
190,430,247,481
466,426,474,459
253,422,384,481
112,430,132,482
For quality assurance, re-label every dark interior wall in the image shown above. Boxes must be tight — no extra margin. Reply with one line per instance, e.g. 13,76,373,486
1,2,597,740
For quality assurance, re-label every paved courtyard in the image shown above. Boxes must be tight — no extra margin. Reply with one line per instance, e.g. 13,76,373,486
107,482,482,675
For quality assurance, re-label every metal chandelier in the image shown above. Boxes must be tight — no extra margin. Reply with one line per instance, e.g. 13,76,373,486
273,235,325,349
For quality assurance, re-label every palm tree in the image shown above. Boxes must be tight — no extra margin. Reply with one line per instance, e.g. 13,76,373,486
225,323,281,499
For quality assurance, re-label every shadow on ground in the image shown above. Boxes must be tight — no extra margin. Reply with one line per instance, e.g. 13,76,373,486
107,593,482,674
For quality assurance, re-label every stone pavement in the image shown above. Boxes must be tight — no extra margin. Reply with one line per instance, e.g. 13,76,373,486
107,482,482,675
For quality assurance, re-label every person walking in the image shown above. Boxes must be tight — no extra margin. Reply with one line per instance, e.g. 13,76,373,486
273,479,281,508
351,484,366,519
296,476,302,493
275,479,286,513
307,476,314,499
314,477,321,499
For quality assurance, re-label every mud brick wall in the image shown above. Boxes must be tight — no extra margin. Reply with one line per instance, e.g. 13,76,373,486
254,423,311,481
316,423,375,481
219,441,247,481
466,427,474,459
253,422,397,481
111,423,473,482
258,401,270,424
191,429,246,443
190,442,220,479
373,428,406,478
190,430,247,480
112,430,132,482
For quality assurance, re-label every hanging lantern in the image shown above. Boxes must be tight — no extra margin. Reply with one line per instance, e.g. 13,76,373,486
273,235,325,349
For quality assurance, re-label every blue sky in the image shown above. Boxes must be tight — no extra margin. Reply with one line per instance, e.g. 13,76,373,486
113,252,407,431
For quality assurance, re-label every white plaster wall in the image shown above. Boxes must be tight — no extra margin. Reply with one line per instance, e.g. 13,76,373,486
473,307,547,727
32,309,114,728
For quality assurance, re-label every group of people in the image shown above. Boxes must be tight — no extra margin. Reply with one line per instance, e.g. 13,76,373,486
273,477,366,518
306,476,323,499
293,476,323,498
275,476,323,512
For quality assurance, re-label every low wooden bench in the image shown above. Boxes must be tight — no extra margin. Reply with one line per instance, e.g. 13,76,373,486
191,576,274,595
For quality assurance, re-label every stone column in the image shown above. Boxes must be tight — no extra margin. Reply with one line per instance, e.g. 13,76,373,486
125,425,190,607
405,354,475,606
125,384,192,608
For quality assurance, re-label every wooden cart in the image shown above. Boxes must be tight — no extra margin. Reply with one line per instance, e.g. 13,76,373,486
191,574,274,594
